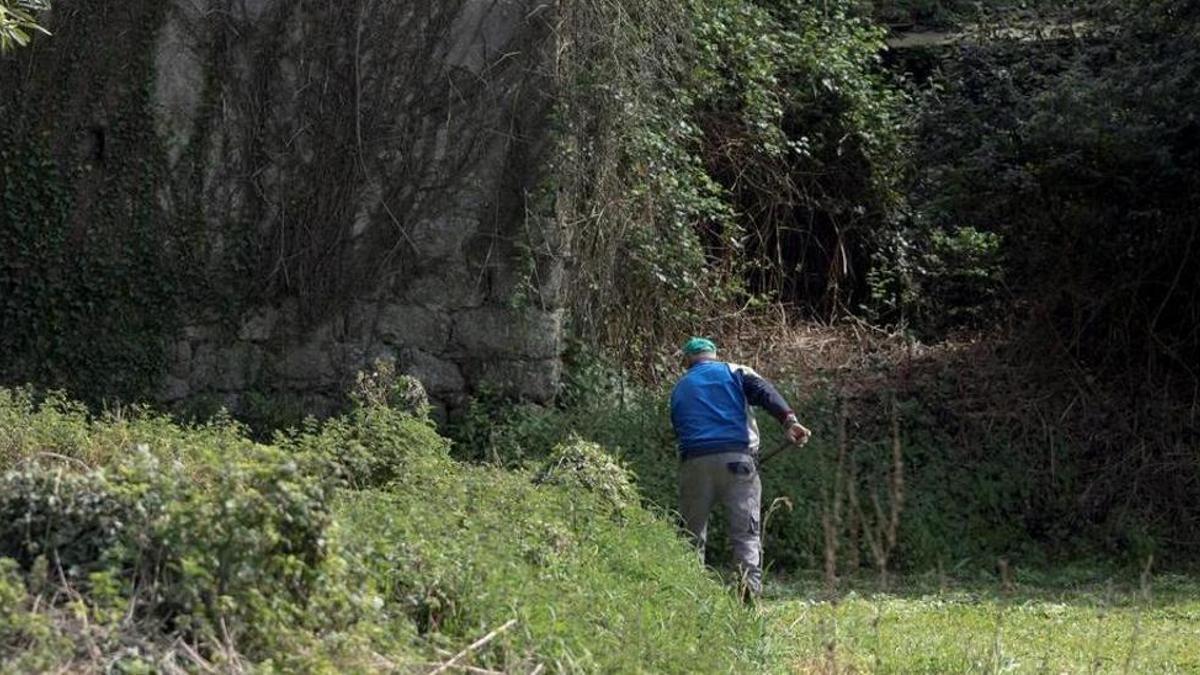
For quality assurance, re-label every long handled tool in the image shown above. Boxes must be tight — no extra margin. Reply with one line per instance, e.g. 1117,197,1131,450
757,439,794,467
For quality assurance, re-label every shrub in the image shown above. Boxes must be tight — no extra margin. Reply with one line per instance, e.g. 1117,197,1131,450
0,387,260,472
0,375,767,672
0,557,74,673
868,224,1005,334
280,402,451,491
901,0,1200,549
0,448,342,662
555,0,910,364
535,436,641,514
688,0,910,313
0,389,399,670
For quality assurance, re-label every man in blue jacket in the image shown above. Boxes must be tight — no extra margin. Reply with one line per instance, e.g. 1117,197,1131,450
670,337,811,597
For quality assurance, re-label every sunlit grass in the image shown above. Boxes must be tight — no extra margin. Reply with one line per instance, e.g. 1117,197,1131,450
761,572,1200,673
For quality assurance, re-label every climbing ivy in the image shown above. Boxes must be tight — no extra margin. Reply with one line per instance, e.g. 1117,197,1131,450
0,0,179,405
0,135,177,405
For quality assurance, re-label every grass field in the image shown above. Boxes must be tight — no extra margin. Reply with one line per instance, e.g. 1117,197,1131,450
761,570,1200,673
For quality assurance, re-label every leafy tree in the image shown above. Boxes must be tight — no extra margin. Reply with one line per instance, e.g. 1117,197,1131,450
556,0,909,361
911,0,1200,372
688,0,910,315
881,0,1200,541
0,0,48,51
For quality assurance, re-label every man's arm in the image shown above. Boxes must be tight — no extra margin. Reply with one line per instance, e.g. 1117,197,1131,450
739,369,793,423
736,366,812,446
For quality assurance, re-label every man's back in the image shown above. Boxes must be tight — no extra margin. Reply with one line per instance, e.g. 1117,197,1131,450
670,360,761,458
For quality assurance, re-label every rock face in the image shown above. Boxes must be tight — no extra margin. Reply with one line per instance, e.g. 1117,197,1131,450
2,0,566,415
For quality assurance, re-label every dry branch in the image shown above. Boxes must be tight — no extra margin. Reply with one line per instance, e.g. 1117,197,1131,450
429,618,517,674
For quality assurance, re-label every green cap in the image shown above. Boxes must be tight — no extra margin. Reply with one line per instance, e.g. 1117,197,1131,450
682,337,717,356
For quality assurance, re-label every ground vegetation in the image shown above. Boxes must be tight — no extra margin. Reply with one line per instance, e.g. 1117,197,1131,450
766,569,1200,672
0,368,764,672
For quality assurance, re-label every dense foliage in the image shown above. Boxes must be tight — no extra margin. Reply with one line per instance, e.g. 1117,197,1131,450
0,374,763,672
563,0,1200,380
557,0,909,364
690,0,909,314
910,1,1200,376
871,0,1200,541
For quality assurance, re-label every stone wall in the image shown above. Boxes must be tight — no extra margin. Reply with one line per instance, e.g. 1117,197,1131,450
166,299,563,418
2,0,566,417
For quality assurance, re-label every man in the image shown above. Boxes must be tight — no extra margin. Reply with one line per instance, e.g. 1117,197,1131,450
669,337,811,598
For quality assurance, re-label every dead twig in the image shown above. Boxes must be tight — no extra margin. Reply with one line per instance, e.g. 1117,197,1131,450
176,638,219,674
854,398,905,590
429,619,517,674
422,664,505,675
16,451,92,471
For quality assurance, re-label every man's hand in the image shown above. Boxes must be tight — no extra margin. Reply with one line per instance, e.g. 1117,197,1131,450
786,421,812,446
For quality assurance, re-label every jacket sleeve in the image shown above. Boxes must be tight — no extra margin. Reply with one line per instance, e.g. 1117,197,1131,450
736,366,794,424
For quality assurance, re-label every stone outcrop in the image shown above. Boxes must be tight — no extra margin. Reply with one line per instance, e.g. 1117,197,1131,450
1,0,566,417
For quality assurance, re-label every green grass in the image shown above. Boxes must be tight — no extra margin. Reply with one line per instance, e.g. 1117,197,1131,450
336,467,765,673
0,385,768,672
761,572,1200,673
6,380,1200,672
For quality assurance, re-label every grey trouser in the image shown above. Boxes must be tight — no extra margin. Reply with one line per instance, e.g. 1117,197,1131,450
679,452,762,595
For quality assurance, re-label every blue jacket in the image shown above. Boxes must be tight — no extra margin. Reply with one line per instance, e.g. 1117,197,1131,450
670,360,793,459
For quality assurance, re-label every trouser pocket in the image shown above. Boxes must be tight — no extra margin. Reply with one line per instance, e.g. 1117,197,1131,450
725,460,755,476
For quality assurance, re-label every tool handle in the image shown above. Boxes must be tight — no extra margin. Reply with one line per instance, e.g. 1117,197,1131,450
757,440,793,467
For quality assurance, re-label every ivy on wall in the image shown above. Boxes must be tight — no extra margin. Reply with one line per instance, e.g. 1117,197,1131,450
0,138,177,404
1,0,559,405
0,0,179,405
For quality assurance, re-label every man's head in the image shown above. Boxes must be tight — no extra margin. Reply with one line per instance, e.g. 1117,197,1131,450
682,337,717,366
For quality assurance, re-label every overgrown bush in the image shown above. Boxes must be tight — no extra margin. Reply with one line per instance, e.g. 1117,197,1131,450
535,436,641,514
0,410,355,668
896,0,1200,545
280,363,451,490
690,0,909,313
910,0,1200,371
450,349,1132,576
868,224,1005,334
0,373,765,672
555,0,910,367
